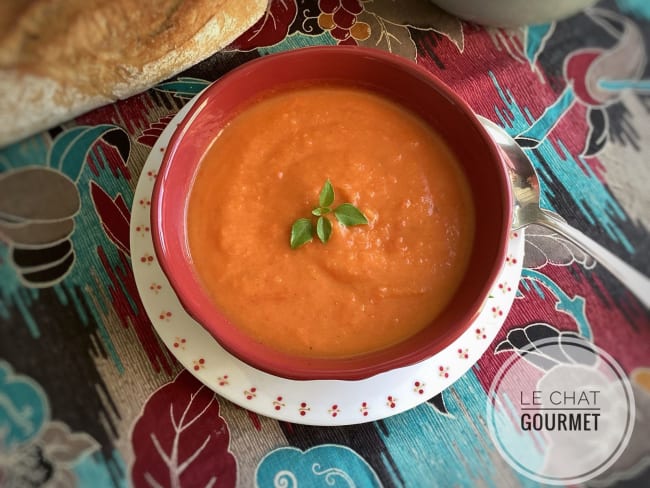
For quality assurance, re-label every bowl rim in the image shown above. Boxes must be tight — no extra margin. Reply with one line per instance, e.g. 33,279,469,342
151,45,512,381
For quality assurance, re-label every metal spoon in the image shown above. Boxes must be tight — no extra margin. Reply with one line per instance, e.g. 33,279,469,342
478,116,650,309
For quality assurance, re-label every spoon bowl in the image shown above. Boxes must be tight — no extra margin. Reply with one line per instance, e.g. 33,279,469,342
478,116,650,309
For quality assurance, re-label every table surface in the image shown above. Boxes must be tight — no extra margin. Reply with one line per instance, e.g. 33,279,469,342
1,0,649,487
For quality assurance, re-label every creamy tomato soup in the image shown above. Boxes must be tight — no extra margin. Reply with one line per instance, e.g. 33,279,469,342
187,85,475,358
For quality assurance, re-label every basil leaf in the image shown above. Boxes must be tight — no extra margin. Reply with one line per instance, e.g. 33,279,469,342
312,207,331,216
319,179,335,208
290,218,313,249
317,216,332,243
334,203,368,226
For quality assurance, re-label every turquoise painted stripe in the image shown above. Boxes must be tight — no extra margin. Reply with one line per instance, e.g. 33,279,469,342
598,79,650,91
516,85,575,143
15,288,40,339
81,291,125,374
73,450,127,488
259,31,337,56
525,23,554,63
89,147,101,174
54,284,68,306
65,282,89,326
521,268,591,339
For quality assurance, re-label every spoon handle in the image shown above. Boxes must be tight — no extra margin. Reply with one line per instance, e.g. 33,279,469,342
535,209,650,309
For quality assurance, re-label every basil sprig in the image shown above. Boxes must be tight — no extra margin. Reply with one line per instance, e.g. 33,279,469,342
290,180,368,249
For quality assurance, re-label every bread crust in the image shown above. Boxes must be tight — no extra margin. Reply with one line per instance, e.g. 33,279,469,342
0,0,268,146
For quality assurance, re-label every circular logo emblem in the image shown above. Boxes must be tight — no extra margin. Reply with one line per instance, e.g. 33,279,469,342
486,336,635,485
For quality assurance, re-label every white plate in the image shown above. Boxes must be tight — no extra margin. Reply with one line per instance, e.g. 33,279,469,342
130,95,525,426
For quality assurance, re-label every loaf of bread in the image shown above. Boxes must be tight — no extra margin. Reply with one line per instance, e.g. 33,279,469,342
0,0,268,147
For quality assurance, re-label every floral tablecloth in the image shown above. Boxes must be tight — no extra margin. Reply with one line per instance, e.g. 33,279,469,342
1,0,649,487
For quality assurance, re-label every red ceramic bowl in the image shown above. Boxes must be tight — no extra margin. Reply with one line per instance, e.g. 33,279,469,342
152,46,511,381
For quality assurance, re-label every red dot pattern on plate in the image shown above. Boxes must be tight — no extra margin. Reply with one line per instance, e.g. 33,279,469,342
139,198,151,208
413,381,425,395
387,396,397,408
475,327,487,340
139,253,154,265
298,402,310,416
273,396,285,411
218,375,229,386
149,283,162,294
457,348,469,359
497,282,512,294
359,402,369,417
244,387,257,400
511,231,519,239
147,170,158,180
438,366,450,378
328,404,340,417
158,311,172,322
172,337,186,350
192,358,205,371
505,254,518,265
135,224,150,236
491,306,504,318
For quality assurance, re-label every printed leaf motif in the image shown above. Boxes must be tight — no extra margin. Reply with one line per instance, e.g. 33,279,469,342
363,0,464,52
137,115,175,147
131,370,236,488
47,125,130,182
229,0,298,51
154,78,211,99
356,11,417,60
90,181,130,256
524,225,596,270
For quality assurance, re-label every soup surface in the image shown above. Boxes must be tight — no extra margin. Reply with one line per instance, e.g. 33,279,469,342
187,85,475,358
